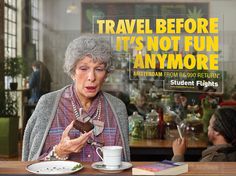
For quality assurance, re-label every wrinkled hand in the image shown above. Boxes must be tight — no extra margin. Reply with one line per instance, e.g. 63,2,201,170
55,121,93,158
172,138,187,156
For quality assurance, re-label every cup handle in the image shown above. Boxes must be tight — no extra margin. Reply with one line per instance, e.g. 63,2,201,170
96,147,103,161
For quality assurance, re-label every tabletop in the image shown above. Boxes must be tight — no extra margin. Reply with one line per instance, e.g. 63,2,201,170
1,161,236,175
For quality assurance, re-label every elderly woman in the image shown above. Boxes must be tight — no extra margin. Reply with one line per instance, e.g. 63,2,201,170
172,107,236,162
22,35,130,162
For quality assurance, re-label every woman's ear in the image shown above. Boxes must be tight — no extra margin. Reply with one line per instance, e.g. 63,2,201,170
214,130,220,136
71,75,75,81
104,72,109,80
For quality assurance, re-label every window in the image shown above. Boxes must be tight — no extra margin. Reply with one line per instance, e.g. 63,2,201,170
31,0,39,60
81,2,209,33
4,0,17,58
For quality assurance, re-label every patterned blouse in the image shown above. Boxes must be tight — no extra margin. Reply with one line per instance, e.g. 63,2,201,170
39,84,123,161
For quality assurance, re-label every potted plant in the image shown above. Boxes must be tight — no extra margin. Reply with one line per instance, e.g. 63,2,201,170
4,56,26,90
0,88,19,157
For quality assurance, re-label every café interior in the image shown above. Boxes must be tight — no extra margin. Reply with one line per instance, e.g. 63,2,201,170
1,0,236,174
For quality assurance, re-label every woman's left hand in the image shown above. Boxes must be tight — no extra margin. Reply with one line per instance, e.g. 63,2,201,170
55,121,93,158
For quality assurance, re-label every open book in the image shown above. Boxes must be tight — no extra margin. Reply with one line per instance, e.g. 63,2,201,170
132,160,188,175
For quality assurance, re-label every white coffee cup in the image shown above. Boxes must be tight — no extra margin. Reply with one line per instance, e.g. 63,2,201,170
96,146,123,169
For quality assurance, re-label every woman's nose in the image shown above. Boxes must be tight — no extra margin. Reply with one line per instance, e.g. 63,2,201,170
87,70,96,82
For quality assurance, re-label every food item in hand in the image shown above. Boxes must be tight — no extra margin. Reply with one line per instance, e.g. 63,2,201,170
73,120,94,133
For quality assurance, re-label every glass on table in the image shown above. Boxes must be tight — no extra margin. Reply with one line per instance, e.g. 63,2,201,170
185,121,203,141
165,121,175,139
144,120,157,139
129,112,144,139
185,126,199,141
164,113,175,139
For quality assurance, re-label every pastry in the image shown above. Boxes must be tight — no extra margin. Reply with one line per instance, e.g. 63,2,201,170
73,120,94,133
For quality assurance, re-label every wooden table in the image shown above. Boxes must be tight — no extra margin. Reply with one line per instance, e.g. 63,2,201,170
129,135,208,161
1,161,236,175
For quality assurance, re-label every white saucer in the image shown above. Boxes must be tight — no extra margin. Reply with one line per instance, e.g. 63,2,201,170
26,161,83,175
91,161,132,174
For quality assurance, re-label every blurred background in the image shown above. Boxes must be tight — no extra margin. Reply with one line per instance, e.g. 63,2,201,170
0,0,236,161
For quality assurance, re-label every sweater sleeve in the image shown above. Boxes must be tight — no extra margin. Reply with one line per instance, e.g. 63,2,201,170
22,86,72,161
22,95,47,161
171,155,185,162
22,111,37,161
118,100,130,161
22,94,55,161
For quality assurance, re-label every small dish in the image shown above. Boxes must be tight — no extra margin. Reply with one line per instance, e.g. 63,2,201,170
91,161,132,174
26,161,83,175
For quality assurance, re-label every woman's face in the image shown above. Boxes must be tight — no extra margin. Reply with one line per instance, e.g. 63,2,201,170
73,56,107,100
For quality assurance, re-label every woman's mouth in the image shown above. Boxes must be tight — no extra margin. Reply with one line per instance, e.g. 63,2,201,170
85,86,97,92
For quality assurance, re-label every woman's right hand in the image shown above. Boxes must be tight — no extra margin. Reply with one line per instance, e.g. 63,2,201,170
172,137,187,156
55,121,93,158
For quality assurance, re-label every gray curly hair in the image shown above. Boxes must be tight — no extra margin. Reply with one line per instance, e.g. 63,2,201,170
64,35,112,77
